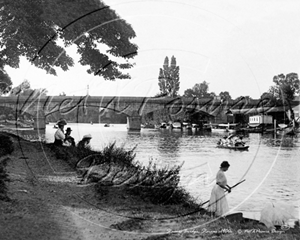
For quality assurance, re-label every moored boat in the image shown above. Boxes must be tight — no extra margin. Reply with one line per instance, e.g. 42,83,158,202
172,121,182,129
160,122,167,128
141,123,155,129
276,126,297,136
182,122,192,129
202,123,212,131
211,123,239,133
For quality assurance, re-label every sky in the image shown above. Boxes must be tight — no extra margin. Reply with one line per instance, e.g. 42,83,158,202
5,0,300,99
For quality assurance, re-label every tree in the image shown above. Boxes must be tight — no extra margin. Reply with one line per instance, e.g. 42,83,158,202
10,79,31,96
234,95,253,101
183,81,212,98
158,56,180,97
0,0,138,80
260,91,278,106
10,79,47,97
271,73,300,126
0,69,12,95
219,91,232,101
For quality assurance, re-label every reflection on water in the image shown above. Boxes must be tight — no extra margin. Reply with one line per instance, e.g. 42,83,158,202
157,130,181,157
262,134,298,148
43,124,300,219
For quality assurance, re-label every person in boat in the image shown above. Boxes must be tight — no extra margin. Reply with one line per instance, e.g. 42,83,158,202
234,136,245,147
218,136,228,146
54,119,67,146
65,127,75,146
77,134,92,149
207,161,231,217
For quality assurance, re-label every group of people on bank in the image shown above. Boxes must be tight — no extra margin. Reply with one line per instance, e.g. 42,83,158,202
53,119,92,149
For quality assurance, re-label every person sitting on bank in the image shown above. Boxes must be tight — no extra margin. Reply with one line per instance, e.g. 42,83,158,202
54,119,67,146
77,134,92,149
65,127,75,146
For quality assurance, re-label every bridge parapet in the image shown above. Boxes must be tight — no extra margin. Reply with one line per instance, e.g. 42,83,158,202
1,95,298,130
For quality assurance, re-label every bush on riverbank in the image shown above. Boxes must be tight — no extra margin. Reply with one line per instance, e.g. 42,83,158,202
0,157,10,201
0,133,14,201
0,134,14,156
49,142,137,168
126,162,198,206
49,141,199,207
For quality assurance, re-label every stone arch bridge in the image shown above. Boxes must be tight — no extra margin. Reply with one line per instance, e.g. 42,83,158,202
0,95,297,130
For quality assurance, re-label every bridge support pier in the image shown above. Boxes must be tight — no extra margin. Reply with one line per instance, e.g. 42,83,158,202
127,111,141,131
33,111,46,130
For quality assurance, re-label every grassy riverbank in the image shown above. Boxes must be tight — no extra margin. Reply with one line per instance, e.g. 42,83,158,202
0,132,299,240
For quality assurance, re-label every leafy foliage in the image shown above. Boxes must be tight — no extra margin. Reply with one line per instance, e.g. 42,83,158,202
219,91,232,101
0,158,10,201
0,69,12,95
9,79,48,96
127,163,195,205
0,134,13,201
0,0,138,80
158,56,180,97
0,134,14,156
272,73,300,102
183,81,213,98
270,73,300,123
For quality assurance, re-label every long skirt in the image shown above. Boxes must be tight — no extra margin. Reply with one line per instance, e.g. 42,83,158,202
53,139,63,146
207,185,229,216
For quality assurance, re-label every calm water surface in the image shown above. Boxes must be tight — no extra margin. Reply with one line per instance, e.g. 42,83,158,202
45,123,300,220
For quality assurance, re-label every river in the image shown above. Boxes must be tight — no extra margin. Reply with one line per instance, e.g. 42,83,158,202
44,123,299,221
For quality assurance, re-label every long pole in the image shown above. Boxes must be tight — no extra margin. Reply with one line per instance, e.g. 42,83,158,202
200,179,246,206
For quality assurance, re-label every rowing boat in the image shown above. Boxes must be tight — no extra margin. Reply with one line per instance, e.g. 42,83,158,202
217,144,249,150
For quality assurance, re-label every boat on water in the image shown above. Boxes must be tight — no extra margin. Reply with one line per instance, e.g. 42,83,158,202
202,123,212,131
217,134,249,150
182,122,192,129
159,122,168,129
104,123,110,127
217,144,249,151
276,126,297,136
141,123,155,129
172,121,182,129
211,123,239,133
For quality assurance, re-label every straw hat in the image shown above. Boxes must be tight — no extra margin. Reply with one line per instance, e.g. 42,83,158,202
82,134,92,139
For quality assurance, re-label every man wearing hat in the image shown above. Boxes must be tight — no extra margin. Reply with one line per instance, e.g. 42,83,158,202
54,119,67,146
65,127,75,146
77,134,92,149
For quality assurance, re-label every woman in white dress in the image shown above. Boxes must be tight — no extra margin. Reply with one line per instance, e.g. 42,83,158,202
54,119,69,146
207,161,231,216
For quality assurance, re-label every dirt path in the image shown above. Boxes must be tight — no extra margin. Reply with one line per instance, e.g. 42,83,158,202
0,136,153,240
